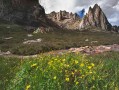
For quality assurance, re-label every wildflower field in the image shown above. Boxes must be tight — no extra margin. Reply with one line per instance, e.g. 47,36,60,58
1,52,118,90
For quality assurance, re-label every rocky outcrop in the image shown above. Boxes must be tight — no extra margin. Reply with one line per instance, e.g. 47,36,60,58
0,0,45,26
47,10,79,21
79,4,112,30
47,10,80,29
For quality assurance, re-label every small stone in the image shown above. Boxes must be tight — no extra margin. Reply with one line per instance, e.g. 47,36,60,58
4,37,13,40
27,34,33,37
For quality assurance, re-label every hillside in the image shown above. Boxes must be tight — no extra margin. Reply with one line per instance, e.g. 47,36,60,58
0,0,60,29
0,0,45,26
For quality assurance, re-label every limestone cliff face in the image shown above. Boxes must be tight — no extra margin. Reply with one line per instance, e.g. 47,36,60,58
47,10,79,21
0,0,45,26
47,10,81,30
79,4,112,30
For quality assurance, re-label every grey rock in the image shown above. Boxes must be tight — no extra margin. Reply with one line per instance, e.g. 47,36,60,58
23,38,42,44
79,4,112,30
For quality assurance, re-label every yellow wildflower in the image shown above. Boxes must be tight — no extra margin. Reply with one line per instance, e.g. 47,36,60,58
48,61,53,65
89,71,93,74
71,72,75,77
25,85,30,90
75,81,79,85
91,63,95,67
80,75,85,78
92,76,95,80
79,76,82,78
54,58,57,61
88,66,92,69
65,64,69,67
62,59,65,62
80,63,84,67
31,63,37,67
71,72,74,75
65,77,70,82
53,76,57,80
75,69,77,72
82,75,85,77
75,60,78,64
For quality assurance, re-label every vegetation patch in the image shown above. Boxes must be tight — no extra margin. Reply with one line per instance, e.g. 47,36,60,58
1,23,119,55
5,52,119,90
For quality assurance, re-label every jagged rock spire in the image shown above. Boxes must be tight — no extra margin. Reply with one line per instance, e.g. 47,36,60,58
79,4,112,30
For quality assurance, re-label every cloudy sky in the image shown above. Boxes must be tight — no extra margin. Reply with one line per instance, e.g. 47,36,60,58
39,0,119,26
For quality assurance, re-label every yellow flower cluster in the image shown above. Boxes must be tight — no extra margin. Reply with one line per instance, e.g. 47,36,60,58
25,85,30,90
53,76,57,80
65,77,69,82
80,63,84,67
31,63,37,67
29,54,96,88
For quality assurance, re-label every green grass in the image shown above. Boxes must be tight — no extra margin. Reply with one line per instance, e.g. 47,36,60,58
1,52,119,90
0,23,119,55
0,57,22,90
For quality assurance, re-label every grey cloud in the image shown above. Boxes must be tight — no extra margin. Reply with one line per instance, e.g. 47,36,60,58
39,0,119,26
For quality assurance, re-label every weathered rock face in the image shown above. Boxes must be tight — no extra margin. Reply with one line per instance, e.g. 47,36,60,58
112,26,119,32
47,10,79,21
0,0,45,26
79,4,112,30
47,10,80,29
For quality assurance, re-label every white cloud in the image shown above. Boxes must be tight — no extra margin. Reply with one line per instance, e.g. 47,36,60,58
39,0,76,13
39,0,119,26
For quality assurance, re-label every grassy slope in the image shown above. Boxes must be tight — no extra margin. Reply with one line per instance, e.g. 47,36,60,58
0,57,22,90
0,52,119,90
0,22,119,55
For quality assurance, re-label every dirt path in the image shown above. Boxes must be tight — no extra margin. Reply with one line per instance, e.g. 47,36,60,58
1,44,119,58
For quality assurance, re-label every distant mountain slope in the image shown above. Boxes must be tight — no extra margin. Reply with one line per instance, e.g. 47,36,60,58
0,0,62,29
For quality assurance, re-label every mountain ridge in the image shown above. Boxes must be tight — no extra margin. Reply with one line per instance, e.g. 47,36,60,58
47,4,112,31
79,4,112,30
0,1,117,31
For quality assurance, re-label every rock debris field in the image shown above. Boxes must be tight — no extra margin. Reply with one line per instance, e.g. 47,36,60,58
1,44,119,57
48,44,119,55
69,44,119,55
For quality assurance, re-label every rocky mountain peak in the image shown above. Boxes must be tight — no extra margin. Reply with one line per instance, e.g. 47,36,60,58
47,10,80,29
93,4,99,9
47,10,80,21
79,4,112,30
